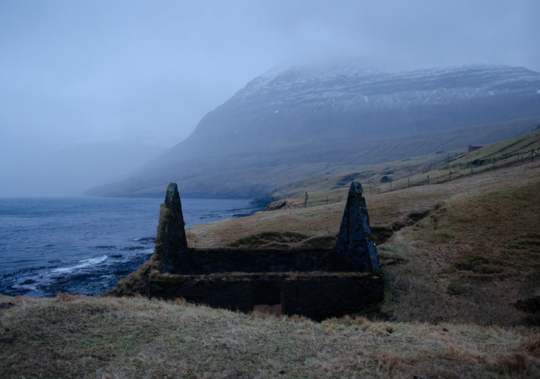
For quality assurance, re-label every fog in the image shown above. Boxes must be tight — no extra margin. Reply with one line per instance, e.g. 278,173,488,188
1,0,539,195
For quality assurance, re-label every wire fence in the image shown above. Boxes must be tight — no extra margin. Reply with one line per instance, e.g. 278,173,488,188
302,193,347,207
288,191,307,199
297,148,540,208
432,148,540,171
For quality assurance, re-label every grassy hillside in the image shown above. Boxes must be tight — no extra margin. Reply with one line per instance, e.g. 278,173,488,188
266,149,461,198
85,117,540,198
381,171,540,325
264,127,540,208
185,156,540,327
2,131,540,378
1,294,539,378
453,128,540,165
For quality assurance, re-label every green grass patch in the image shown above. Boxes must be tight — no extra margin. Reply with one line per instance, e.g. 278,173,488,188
508,234,540,249
229,231,309,248
447,281,466,296
455,256,490,271
300,235,337,250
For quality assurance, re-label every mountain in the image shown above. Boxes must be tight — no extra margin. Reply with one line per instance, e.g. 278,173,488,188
86,64,540,198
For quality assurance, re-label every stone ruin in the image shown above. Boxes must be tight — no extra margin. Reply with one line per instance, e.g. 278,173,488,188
115,182,383,321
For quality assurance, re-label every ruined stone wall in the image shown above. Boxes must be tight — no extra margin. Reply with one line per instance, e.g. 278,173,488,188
155,182,380,276
186,248,336,275
148,272,384,320
150,274,253,313
122,181,384,321
281,274,384,321
157,183,190,273
335,182,381,272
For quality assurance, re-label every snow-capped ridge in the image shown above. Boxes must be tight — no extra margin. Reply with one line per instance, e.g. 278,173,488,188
227,64,540,110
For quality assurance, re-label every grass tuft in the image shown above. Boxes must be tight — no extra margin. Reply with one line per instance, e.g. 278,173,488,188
300,235,337,250
228,231,308,248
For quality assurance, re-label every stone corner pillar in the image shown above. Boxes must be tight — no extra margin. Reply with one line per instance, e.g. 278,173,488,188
155,183,190,274
334,182,381,273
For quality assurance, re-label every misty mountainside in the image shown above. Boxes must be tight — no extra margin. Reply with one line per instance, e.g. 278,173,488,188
86,64,540,198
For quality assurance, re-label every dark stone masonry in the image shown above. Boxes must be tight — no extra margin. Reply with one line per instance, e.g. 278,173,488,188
335,181,381,273
118,182,384,321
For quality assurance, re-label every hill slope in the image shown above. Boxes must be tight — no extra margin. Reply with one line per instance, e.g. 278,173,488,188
86,64,540,198
1,294,538,378
9,135,539,377
265,127,540,199
179,132,540,326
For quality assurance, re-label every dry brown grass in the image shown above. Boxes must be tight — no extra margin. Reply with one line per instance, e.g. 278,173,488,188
453,128,540,165
262,129,540,211
184,160,540,328
380,161,540,326
267,149,460,197
3,158,540,377
187,160,540,249
1,294,539,378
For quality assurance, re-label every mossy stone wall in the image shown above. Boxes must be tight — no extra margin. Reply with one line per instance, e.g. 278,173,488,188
281,275,384,321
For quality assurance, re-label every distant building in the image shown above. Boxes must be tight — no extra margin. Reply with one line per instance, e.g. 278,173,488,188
468,144,486,152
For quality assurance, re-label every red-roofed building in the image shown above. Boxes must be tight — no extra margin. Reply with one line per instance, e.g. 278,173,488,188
468,144,486,152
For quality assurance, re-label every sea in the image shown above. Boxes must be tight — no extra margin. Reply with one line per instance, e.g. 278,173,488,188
0,196,258,298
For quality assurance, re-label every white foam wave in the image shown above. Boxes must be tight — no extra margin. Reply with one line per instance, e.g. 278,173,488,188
52,255,108,274
12,283,38,291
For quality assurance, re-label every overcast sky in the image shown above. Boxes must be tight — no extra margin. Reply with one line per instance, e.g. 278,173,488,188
1,0,539,192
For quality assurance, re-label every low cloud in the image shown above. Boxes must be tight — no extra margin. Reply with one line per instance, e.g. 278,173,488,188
1,0,539,194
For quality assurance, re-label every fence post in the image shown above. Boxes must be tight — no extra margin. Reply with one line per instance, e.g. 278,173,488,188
427,175,429,185
304,192,308,208
449,171,451,181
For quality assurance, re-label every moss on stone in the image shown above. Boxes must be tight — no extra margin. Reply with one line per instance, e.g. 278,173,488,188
300,235,337,250
229,231,309,248
115,256,161,297
154,204,173,262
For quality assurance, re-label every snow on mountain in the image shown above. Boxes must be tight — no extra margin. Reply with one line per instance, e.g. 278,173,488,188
86,63,540,198
231,64,540,109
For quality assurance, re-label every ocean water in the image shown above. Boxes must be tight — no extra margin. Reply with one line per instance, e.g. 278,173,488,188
0,196,257,297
